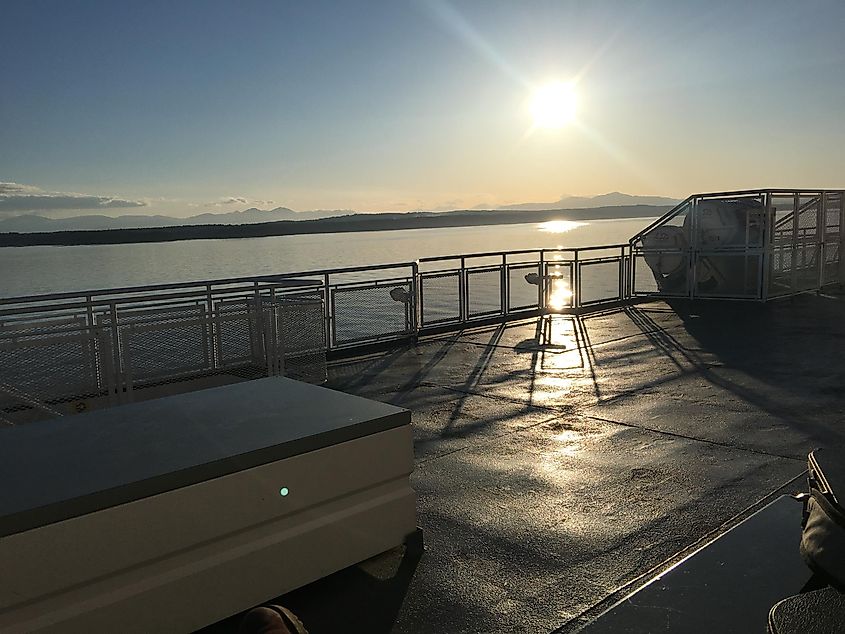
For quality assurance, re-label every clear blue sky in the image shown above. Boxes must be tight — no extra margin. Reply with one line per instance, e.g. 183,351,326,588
2,0,845,217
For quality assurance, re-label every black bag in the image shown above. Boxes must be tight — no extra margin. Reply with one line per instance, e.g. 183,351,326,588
768,451,845,633
800,448,845,590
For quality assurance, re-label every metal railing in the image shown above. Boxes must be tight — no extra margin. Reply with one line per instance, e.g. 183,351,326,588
3,187,841,422
629,188,844,301
0,245,632,420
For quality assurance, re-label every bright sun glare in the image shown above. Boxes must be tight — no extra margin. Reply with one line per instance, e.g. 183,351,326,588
530,82,577,129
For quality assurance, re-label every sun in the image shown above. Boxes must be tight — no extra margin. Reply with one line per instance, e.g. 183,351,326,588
530,81,577,129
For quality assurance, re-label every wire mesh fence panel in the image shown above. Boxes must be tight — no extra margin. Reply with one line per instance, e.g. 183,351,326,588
824,193,842,241
768,244,795,297
275,292,327,383
693,196,765,250
579,260,622,305
215,300,263,369
632,242,690,297
823,242,841,286
332,281,412,346
467,267,501,318
0,321,107,423
694,254,762,298
767,194,825,295
821,193,843,287
507,264,539,312
795,196,821,286
796,197,821,287
771,195,798,246
420,272,461,325
631,253,664,295
797,195,820,236
793,244,821,291
115,305,213,386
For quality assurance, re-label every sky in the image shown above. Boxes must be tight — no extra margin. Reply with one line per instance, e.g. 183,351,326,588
2,0,845,218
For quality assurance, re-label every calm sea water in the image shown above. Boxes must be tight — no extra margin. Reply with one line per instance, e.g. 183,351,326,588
0,217,654,298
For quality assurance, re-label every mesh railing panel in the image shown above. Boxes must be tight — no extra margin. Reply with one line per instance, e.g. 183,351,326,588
695,254,762,298
467,267,501,317
332,282,412,346
0,319,110,423
769,245,795,296
117,306,212,384
797,197,820,232
0,332,100,399
824,193,841,241
579,260,622,305
215,301,263,369
694,197,765,249
823,242,841,286
276,293,327,383
632,253,689,296
420,272,461,325
508,264,540,311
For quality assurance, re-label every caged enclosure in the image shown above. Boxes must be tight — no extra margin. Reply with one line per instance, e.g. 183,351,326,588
630,189,844,300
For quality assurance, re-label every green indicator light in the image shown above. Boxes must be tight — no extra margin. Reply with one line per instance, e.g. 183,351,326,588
279,487,289,497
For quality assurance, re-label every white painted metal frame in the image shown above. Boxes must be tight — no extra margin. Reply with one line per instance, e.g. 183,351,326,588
629,188,845,302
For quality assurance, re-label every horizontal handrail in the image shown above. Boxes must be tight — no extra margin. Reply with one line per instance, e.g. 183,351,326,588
628,196,694,245
0,263,412,306
2,246,633,305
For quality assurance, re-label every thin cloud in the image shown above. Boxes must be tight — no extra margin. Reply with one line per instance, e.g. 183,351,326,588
206,196,276,208
0,182,147,214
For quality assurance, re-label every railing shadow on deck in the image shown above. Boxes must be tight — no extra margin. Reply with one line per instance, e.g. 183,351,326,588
620,293,845,453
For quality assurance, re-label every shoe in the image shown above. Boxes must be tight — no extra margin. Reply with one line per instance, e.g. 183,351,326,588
768,586,845,634
238,605,308,634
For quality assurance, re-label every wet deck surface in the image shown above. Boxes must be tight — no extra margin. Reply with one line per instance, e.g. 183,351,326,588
208,291,845,633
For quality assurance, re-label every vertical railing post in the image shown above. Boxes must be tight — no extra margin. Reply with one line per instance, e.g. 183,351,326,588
108,301,122,402
323,272,332,351
85,295,95,329
688,196,698,299
791,192,800,293
411,261,420,337
573,249,580,310
760,192,772,301
839,191,845,286
630,242,637,297
84,294,98,391
618,246,625,301
538,250,545,314
206,284,216,370
817,191,825,291
252,280,268,374
459,256,467,323
501,253,508,316
268,284,283,377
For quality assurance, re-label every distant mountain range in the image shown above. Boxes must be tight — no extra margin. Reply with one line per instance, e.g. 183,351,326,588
0,192,679,234
493,192,679,211
0,203,675,248
0,206,357,233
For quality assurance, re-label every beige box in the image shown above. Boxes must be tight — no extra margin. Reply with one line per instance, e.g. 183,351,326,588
0,378,416,633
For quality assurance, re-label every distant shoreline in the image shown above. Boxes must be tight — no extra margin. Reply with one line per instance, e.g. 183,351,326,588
0,204,669,247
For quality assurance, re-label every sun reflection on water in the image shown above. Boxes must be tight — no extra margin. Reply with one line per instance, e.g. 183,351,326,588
539,220,584,233
548,274,573,310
